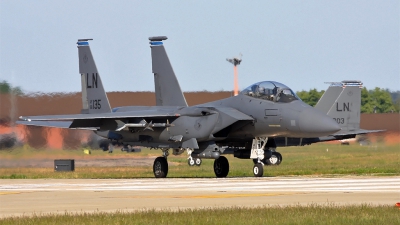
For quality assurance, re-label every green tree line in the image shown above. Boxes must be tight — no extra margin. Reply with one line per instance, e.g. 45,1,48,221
296,87,399,113
0,80,23,95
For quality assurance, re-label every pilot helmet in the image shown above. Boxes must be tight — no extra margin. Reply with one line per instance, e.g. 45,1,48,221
283,89,291,95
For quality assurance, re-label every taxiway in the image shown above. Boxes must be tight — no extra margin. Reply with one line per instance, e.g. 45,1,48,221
1,176,399,218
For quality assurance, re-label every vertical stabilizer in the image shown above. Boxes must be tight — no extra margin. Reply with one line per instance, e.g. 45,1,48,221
315,82,343,113
149,36,188,107
77,39,111,114
326,81,363,131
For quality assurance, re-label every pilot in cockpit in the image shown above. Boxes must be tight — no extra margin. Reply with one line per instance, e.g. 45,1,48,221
241,81,299,103
250,84,264,97
276,88,293,102
256,86,265,97
270,86,278,101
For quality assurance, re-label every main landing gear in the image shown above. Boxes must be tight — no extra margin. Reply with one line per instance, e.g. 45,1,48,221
214,156,229,177
153,149,169,178
151,138,282,178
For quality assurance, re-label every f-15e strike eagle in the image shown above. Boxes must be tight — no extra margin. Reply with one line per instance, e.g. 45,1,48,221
19,36,376,178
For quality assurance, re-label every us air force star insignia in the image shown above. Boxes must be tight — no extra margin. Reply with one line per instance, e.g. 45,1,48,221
347,91,353,96
83,54,88,63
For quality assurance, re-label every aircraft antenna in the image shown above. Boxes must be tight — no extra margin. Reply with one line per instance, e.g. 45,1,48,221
226,53,242,96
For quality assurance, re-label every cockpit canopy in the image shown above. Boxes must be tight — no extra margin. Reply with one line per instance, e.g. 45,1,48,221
240,81,300,103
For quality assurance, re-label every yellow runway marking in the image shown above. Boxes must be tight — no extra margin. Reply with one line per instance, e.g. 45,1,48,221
176,193,285,199
111,192,297,199
0,192,21,195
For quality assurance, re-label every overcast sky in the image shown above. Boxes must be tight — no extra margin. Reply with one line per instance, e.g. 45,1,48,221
1,1,399,94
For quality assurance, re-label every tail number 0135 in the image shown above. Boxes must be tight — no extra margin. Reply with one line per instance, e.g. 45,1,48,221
89,99,101,109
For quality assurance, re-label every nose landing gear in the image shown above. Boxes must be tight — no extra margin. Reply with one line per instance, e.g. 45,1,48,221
249,137,283,176
253,162,263,177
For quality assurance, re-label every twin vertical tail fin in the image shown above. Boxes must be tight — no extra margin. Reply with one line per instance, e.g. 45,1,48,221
149,36,188,107
315,82,344,113
317,81,363,132
77,39,111,114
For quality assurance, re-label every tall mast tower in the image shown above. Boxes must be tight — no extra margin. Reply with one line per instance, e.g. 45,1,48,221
226,53,242,96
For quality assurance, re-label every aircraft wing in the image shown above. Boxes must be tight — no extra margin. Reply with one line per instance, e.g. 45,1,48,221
17,110,180,130
16,120,97,130
18,110,178,121
315,129,386,142
17,120,72,128
333,129,386,136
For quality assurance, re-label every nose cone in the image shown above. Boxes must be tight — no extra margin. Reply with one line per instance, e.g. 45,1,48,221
298,108,341,137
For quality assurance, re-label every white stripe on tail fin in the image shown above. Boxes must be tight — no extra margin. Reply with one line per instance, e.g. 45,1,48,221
77,39,111,114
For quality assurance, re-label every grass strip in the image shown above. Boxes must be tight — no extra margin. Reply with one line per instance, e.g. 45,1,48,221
1,204,399,225
1,144,399,178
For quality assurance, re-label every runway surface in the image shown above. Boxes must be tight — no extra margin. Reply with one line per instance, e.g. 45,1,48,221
1,176,399,218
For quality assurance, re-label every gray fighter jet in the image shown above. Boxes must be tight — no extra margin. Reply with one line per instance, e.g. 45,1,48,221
150,39,383,167
17,37,341,178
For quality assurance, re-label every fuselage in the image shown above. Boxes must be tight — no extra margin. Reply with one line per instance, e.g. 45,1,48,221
201,94,341,138
96,92,340,149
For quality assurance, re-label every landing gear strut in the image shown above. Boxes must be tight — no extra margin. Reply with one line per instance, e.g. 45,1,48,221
250,137,268,177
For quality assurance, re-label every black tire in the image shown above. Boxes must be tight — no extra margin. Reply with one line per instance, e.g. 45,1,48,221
214,156,229,178
264,152,281,166
275,152,282,165
195,158,202,166
253,163,264,177
153,157,168,178
188,158,195,166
